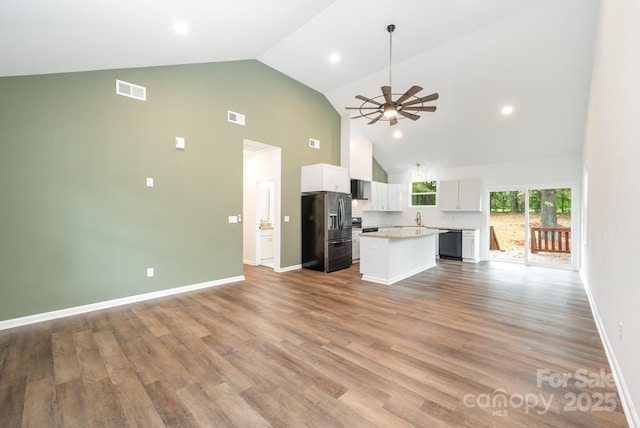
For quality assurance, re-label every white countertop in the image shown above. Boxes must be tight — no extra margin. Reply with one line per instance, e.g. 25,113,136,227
360,229,439,239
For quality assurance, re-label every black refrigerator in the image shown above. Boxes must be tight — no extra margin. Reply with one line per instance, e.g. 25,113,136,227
301,191,352,272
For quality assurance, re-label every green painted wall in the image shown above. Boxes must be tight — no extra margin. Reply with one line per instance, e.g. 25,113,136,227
372,157,388,183
0,60,340,321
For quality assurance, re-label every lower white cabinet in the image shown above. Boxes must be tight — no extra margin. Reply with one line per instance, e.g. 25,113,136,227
462,229,479,263
260,229,274,264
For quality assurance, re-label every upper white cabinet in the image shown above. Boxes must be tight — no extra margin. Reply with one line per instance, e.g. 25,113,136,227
370,181,388,210
350,138,373,181
368,182,403,211
387,183,403,211
439,178,482,211
301,163,350,193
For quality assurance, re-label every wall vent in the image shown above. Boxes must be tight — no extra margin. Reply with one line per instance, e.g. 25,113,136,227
227,111,246,126
309,138,320,149
116,80,146,101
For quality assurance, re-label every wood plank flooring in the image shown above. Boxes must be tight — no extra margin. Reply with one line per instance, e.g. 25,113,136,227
0,260,628,427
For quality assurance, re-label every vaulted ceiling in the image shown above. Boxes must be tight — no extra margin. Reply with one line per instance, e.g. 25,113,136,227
0,0,600,174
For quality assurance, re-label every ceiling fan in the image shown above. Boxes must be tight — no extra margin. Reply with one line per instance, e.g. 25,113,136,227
346,24,439,126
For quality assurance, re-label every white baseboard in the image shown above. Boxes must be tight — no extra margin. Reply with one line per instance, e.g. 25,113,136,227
580,272,639,428
275,264,301,273
0,275,245,331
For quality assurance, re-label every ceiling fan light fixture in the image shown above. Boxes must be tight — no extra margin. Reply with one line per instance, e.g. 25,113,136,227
383,105,398,118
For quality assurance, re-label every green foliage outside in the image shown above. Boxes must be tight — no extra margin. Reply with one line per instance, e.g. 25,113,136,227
411,181,437,206
490,189,571,214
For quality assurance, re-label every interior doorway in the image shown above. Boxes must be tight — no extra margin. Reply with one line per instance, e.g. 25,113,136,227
489,187,574,269
242,140,281,270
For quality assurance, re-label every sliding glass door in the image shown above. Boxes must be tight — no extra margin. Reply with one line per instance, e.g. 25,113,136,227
489,187,574,269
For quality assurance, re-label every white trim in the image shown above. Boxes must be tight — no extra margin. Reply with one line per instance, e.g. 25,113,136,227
0,275,245,331
275,264,301,273
580,273,639,428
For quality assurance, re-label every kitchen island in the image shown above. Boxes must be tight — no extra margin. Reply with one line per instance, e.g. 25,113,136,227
359,228,438,285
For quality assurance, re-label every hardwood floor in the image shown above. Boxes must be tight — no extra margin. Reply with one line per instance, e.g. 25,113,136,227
0,260,628,427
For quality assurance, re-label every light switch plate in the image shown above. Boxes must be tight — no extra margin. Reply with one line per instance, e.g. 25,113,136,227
147,267,154,277
284,216,290,222
146,177,154,187
175,137,185,150
228,215,238,223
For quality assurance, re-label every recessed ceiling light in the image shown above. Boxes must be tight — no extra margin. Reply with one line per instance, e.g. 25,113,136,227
501,105,514,116
329,53,340,64
173,22,190,35
393,130,402,139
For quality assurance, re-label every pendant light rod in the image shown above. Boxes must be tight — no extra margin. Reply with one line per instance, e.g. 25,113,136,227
387,24,395,88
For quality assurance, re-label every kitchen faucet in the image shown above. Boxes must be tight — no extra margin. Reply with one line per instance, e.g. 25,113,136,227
415,211,422,226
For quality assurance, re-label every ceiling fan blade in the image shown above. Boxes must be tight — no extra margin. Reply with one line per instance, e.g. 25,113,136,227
395,85,423,105
345,106,381,110
402,92,439,107
397,110,420,121
350,112,376,119
356,95,383,106
381,86,393,104
367,112,384,125
402,106,437,112
389,116,398,126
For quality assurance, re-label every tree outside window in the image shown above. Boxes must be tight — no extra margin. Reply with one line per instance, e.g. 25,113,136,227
411,180,437,206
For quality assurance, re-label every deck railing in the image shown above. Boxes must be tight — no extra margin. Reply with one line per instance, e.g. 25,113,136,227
530,227,571,254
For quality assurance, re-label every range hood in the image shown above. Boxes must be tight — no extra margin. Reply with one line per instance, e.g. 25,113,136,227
351,179,368,200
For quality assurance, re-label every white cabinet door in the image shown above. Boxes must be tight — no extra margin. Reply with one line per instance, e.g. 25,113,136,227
462,230,479,263
260,230,274,261
387,183,403,211
370,181,388,211
438,180,460,211
439,178,482,212
458,179,482,211
350,139,373,181
301,163,350,193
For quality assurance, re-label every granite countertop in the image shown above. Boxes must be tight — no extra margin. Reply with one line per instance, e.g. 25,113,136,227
361,228,439,239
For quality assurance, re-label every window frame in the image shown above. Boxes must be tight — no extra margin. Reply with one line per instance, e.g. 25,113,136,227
409,179,437,207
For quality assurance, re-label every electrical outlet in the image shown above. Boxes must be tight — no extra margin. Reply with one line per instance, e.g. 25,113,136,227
147,267,155,278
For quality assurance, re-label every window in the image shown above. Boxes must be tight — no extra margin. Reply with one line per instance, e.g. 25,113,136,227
411,180,437,206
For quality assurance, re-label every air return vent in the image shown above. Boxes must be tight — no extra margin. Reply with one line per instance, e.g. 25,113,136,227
227,111,245,126
116,80,146,101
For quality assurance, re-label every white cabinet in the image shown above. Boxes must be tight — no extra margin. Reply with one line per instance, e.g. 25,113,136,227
260,229,274,264
368,182,403,211
439,178,482,211
371,181,388,210
350,138,373,181
352,232,360,262
462,229,479,263
387,184,403,211
301,163,350,193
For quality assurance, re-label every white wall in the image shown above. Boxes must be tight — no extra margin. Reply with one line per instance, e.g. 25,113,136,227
581,0,640,424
